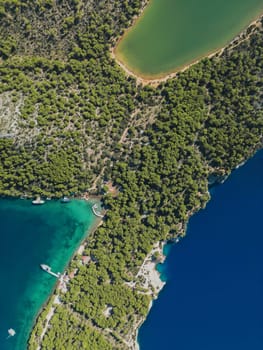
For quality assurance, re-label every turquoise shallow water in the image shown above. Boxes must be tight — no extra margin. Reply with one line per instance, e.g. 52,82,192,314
139,150,263,349
0,199,96,350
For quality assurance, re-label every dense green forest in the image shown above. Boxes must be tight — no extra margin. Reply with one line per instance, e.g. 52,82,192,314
0,1,262,349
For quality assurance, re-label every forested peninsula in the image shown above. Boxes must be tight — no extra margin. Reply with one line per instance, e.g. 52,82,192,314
0,1,262,349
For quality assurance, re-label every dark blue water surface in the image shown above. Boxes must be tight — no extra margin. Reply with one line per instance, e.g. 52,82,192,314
139,149,263,350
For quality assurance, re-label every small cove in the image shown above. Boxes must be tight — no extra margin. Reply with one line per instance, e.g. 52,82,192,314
0,199,96,350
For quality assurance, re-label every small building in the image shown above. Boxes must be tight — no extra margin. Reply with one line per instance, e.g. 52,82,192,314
82,256,91,265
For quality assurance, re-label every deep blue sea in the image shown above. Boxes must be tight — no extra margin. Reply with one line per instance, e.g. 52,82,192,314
139,149,263,350
0,199,96,350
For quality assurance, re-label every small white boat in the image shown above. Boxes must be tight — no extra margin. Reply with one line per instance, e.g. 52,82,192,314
40,264,60,278
40,264,51,272
7,328,16,339
61,196,70,203
32,196,45,205
8,329,16,337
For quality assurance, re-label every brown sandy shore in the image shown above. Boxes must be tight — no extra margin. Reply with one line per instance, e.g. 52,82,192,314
112,11,263,86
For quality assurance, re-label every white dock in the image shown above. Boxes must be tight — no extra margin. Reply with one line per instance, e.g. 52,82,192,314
40,264,60,278
92,204,104,218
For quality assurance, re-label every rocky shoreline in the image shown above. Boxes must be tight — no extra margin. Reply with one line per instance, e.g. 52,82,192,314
123,241,167,350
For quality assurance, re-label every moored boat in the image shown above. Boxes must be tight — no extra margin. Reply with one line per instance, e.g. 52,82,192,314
32,196,45,205
40,264,60,278
61,196,70,203
40,264,51,272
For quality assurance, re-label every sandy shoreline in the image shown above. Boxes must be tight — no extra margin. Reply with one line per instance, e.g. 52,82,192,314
112,11,263,86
